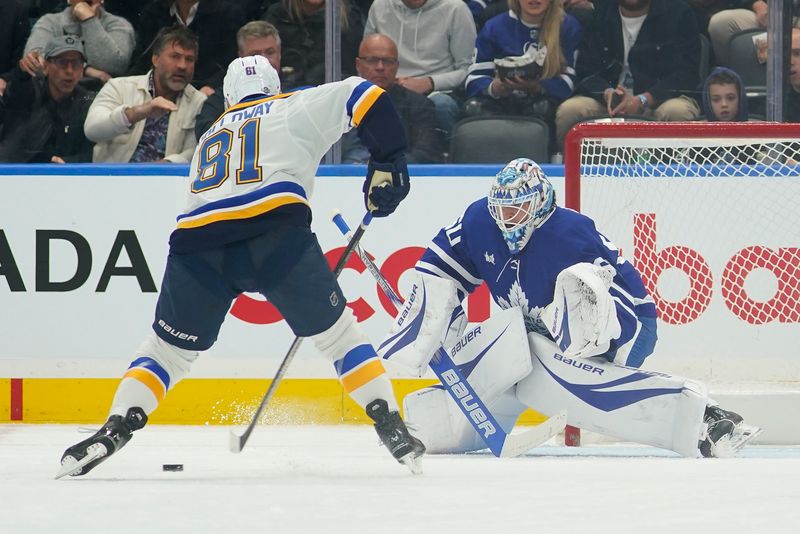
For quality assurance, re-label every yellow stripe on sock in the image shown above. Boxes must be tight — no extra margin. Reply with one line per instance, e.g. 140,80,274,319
340,359,386,393
123,368,166,403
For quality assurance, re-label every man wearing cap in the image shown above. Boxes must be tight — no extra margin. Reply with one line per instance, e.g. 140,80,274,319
0,35,95,163
20,0,135,82
84,26,206,163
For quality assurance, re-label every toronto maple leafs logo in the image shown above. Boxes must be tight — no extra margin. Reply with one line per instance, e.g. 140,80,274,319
484,252,495,265
496,280,548,335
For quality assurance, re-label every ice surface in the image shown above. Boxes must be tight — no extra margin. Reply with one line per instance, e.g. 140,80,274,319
2,424,799,534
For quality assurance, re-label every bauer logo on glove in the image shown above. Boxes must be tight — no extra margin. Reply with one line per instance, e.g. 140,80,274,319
363,156,410,217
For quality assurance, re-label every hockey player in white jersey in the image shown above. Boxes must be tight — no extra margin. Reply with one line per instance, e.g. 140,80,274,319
57,56,424,477
379,157,760,458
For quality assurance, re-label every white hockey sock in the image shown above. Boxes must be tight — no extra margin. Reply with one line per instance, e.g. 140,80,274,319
336,344,398,412
312,309,398,412
109,332,198,418
109,377,160,417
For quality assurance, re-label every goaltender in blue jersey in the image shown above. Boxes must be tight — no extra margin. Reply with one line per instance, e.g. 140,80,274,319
417,164,657,368
57,56,425,479
379,158,759,458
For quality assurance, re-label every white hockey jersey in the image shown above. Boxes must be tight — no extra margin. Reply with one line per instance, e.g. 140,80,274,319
170,76,387,252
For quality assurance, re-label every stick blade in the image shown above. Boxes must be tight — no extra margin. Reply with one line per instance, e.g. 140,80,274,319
500,409,567,458
229,429,246,454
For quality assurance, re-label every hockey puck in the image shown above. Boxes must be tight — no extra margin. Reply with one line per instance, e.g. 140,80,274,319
162,464,184,472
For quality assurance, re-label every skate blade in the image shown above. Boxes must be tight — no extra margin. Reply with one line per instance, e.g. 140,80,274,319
710,424,763,458
399,453,423,475
54,444,107,480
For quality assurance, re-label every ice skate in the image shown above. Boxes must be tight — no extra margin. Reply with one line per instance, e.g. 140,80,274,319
366,399,425,474
699,405,761,458
55,407,147,479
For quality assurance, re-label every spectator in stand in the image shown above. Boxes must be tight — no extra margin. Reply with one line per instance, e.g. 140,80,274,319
562,0,595,28
84,26,206,163
364,0,477,135
195,21,283,138
708,1,800,67
554,0,701,147
0,35,95,162
464,0,501,28
0,0,31,97
21,0,135,84
700,66,748,121
478,0,595,31
788,27,800,122
687,1,746,44
130,1,246,95
263,0,364,88
463,0,583,130
342,33,443,163
104,0,147,33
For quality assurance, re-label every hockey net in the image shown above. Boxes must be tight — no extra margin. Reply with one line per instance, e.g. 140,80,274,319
563,121,800,445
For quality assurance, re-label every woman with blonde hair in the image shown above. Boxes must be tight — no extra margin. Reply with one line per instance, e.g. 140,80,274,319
464,0,582,121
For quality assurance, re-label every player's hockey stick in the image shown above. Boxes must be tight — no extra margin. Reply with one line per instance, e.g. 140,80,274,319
229,213,374,453
331,210,566,457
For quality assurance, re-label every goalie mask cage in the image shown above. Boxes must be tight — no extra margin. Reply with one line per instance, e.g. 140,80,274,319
563,121,800,445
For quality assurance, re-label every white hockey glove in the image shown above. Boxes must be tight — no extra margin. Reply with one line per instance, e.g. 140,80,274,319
540,262,621,359
378,271,461,376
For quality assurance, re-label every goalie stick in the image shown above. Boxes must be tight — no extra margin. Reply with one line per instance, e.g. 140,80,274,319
229,213,374,453
331,210,566,457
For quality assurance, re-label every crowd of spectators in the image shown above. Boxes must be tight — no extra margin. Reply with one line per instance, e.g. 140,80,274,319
0,0,798,165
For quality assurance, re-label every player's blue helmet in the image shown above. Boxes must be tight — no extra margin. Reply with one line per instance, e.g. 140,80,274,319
488,158,555,254
223,55,281,108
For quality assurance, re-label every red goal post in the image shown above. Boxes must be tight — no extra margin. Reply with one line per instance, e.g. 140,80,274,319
562,121,800,445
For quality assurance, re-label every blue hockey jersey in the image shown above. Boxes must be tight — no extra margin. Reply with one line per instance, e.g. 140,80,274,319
465,10,583,100
416,198,658,367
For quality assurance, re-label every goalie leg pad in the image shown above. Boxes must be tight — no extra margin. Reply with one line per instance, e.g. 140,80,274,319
404,386,527,454
110,332,198,417
403,307,533,453
541,262,622,359
445,307,533,400
378,271,461,377
516,333,709,457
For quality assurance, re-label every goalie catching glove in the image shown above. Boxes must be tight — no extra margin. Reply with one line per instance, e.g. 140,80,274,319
363,156,410,217
540,262,621,359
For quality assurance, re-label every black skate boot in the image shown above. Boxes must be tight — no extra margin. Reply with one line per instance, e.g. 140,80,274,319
366,399,425,474
699,405,745,458
56,407,147,479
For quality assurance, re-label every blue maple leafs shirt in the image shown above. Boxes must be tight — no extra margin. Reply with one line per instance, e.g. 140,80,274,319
416,198,658,367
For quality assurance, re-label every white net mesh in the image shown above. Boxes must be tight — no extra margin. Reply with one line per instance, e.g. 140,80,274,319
567,122,800,382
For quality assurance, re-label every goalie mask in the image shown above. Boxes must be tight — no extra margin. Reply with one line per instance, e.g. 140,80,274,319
488,158,555,254
223,55,281,108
